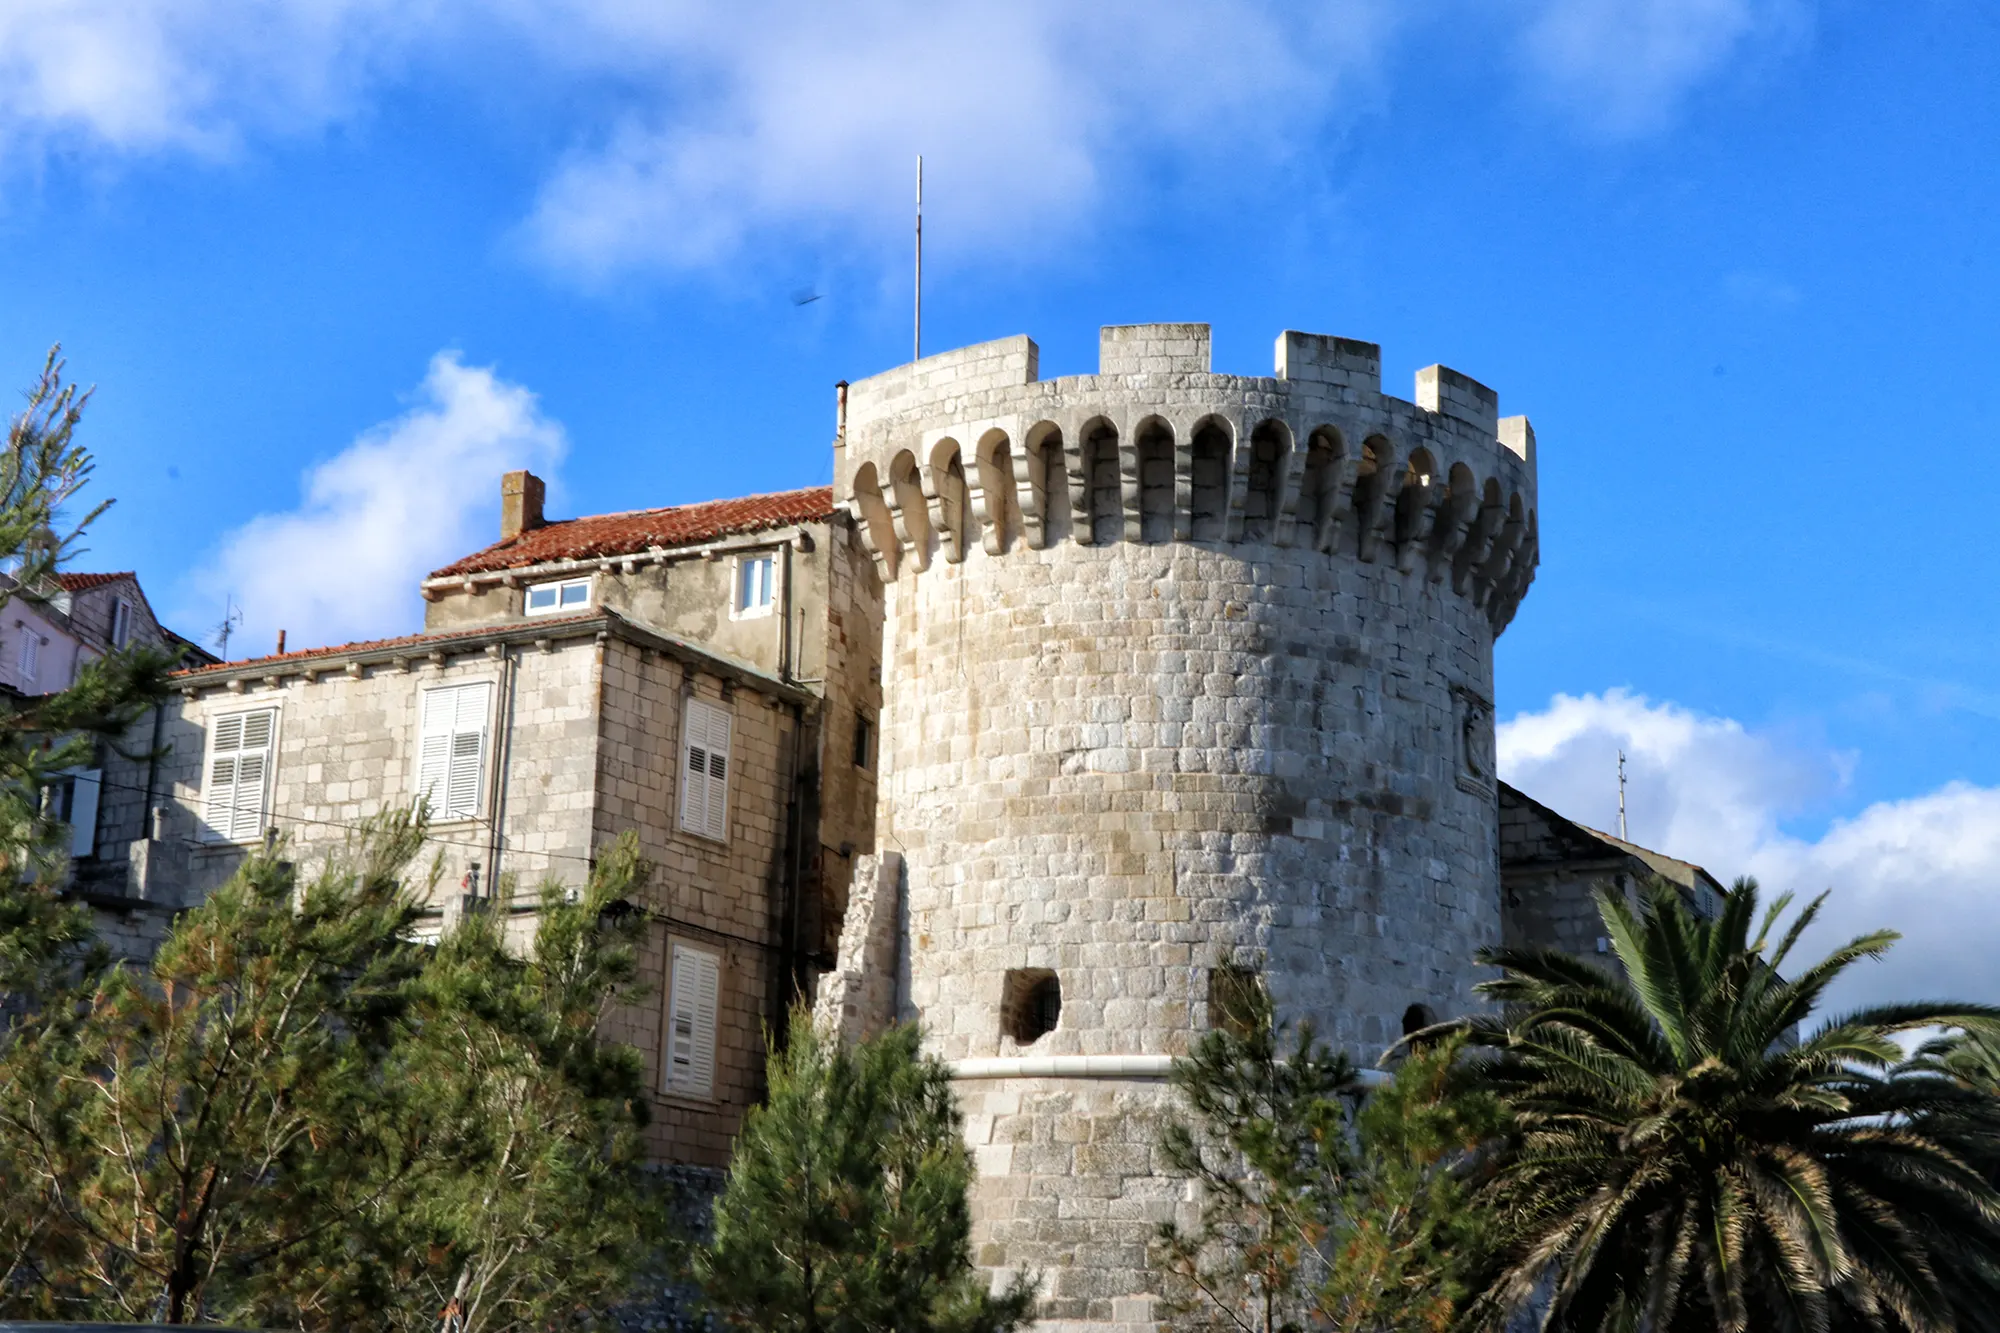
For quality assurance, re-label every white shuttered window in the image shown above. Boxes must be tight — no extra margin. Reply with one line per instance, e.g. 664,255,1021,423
203,709,276,842
678,698,732,841
417,683,493,821
663,942,721,1098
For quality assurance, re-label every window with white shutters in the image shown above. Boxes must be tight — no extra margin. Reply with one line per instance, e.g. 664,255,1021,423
678,697,732,842
18,630,38,686
416,682,493,821
663,941,721,1098
202,709,277,843
110,598,133,648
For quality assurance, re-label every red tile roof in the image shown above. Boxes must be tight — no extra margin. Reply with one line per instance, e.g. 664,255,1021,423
55,572,134,592
176,613,602,676
430,485,836,579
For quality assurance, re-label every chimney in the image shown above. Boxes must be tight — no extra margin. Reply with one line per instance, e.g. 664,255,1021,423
501,470,546,542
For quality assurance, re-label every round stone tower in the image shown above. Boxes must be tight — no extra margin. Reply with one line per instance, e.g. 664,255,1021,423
836,323,1538,1332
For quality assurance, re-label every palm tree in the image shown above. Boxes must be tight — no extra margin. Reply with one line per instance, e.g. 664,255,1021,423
1461,878,2000,1333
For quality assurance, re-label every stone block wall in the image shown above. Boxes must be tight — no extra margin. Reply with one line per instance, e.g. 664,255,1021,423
836,324,1540,1330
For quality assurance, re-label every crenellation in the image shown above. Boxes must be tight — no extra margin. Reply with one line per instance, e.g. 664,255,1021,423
1274,330,1381,392
1414,364,1500,438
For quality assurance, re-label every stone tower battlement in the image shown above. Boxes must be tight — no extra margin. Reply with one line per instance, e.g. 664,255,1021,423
839,323,1539,632
838,322,1542,1331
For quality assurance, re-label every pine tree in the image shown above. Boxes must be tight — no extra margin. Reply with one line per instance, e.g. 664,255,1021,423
0,347,177,1006
0,819,671,1329
1154,979,1504,1333
696,1011,1038,1333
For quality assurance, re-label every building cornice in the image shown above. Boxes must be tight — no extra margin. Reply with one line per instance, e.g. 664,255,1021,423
174,608,818,709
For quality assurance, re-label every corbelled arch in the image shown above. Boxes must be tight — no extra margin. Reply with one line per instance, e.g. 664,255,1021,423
1134,415,1175,544
888,448,932,573
1188,415,1232,543
925,437,970,565
1351,433,1397,562
1240,418,1291,545
1079,415,1121,547
849,460,899,580
1393,447,1439,572
973,428,1017,556
1296,425,1348,554
1024,420,1067,548
1453,476,1507,595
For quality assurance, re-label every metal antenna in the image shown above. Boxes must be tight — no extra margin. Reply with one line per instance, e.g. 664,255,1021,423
213,593,243,659
1617,750,1629,841
914,154,923,362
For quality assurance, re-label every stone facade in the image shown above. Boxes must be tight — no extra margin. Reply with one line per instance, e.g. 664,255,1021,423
833,322,1539,1330
1499,782,1725,961
75,483,886,1170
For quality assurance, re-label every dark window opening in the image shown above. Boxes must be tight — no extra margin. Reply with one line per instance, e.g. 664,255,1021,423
1001,968,1061,1044
1209,964,1264,1039
1401,1003,1437,1038
852,712,873,769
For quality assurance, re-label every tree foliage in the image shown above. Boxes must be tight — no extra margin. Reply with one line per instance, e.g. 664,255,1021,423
1154,979,1504,1333
0,346,177,1002
0,818,668,1330
1464,878,2000,1333
696,1010,1037,1333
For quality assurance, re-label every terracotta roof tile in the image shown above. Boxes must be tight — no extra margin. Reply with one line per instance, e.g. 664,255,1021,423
430,485,835,579
55,572,134,592
175,613,602,677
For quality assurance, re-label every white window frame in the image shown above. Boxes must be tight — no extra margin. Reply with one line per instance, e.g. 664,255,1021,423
201,706,279,844
110,597,133,648
525,576,592,616
678,696,732,842
47,767,102,858
730,553,776,620
662,940,721,1099
414,680,494,823
18,626,39,686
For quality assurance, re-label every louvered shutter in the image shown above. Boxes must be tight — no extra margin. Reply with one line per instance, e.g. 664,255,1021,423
665,942,720,1097
679,699,731,841
417,683,491,820
203,709,276,842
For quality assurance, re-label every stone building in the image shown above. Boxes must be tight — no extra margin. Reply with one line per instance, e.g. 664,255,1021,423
82,484,879,1165
1499,782,1726,959
62,320,1723,1331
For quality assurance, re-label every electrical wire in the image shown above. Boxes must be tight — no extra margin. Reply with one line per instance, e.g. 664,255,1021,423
67,768,791,955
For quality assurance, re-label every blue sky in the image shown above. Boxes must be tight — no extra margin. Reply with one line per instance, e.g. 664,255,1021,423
2,0,1997,1001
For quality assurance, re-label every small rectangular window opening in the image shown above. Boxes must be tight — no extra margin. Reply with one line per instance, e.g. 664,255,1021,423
852,711,873,769
526,577,591,615
110,598,133,648
1209,964,1265,1040
734,554,774,616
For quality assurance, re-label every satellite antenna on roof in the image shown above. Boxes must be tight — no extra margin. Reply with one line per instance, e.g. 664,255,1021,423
213,593,243,659
1617,750,1629,842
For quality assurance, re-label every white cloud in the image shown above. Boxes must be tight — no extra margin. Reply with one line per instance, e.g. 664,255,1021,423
0,0,411,157
513,0,1405,279
1500,690,2000,1011
1516,0,1810,135
183,351,565,654
0,1,1813,271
